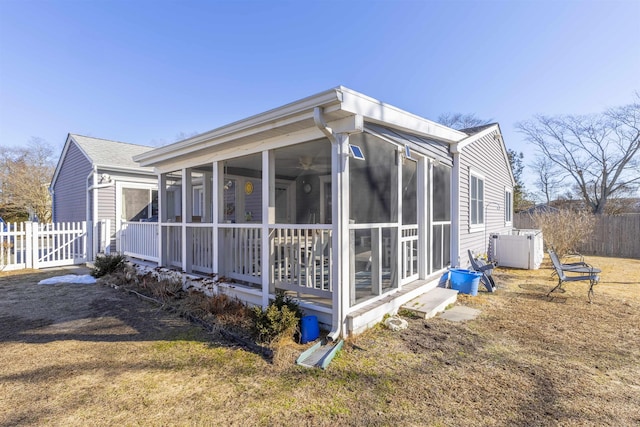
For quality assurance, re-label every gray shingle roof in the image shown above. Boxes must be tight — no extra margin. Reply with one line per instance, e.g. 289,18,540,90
70,134,155,171
459,123,497,136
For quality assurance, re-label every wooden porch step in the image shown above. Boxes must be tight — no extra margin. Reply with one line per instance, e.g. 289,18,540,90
401,287,458,319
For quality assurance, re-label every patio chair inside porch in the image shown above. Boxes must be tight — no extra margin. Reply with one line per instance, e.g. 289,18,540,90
300,234,330,290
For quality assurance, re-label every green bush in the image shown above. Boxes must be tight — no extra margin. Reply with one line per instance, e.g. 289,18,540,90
91,253,126,278
251,292,302,343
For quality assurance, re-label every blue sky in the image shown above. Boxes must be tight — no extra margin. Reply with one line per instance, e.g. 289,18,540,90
1,0,638,194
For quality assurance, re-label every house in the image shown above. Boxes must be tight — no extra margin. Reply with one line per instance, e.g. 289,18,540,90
456,124,516,262
132,86,515,337
50,134,157,258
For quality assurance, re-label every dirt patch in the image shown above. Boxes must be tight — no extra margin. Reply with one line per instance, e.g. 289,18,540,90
0,267,215,345
1,256,639,426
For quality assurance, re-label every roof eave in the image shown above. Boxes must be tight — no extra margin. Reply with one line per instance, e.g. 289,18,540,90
134,86,469,168
457,123,516,186
94,164,157,175
134,87,345,166
50,134,93,189
338,87,467,144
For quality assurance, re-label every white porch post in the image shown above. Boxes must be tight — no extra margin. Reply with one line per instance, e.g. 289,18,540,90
261,151,275,308
418,157,428,278
395,147,402,288
92,171,99,258
450,145,461,267
181,168,190,272
212,162,220,273
335,133,351,337
158,173,166,267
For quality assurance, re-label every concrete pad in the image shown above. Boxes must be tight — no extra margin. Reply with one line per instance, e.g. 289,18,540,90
439,305,481,322
401,287,458,319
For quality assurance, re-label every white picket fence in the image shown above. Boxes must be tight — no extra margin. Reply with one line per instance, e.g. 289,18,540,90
0,221,89,271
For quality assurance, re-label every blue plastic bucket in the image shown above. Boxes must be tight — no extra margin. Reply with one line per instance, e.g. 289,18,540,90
449,269,481,296
300,315,319,344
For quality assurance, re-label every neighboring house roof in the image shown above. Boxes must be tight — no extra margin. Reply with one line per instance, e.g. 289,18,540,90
521,204,560,214
51,134,156,189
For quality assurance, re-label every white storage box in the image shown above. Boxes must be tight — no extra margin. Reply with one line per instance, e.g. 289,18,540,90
491,229,544,269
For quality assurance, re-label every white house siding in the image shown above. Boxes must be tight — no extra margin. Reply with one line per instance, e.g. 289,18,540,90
96,183,116,252
458,130,514,266
52,141,92,222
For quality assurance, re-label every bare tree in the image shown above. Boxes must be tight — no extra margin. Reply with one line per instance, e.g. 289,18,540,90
0,138,55,222
437,113,492,130
531,156,566,205
517,95,640,214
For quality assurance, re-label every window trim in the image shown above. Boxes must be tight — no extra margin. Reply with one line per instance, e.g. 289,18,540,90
504,187,513,226
469,169,485,233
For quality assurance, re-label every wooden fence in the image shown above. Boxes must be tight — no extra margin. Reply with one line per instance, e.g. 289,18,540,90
514,213,640,259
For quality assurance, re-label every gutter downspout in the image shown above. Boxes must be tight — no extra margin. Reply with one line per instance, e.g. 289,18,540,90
48,187,55,222
86,167,115,259
314,107,341,341
313,107,336,144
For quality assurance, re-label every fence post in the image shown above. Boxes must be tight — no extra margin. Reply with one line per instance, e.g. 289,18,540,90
80,221,86,262
29,222,39,269
23,221,32,269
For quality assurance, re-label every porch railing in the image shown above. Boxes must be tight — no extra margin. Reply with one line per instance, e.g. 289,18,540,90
190,225,214,274
401,225,419,282
271,226,333,298
120,221,159,262
220,225,262,285
165,225,182,269
121,222,334,296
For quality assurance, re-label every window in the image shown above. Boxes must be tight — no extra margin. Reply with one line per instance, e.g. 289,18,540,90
122,188,157,221
433,164,451,222
505,189,513,224
470,172,484,227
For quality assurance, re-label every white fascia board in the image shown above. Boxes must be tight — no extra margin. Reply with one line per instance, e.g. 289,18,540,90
326,114,364,134
50,134,93,189
493,124,517,187
94,164,157,176
152,126,329,174
134,88,343,167
456,124,499,151
337,87,468,143
135,85,468,168
50,135,73,189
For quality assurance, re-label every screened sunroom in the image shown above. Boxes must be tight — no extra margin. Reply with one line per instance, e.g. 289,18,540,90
153,127,449,315
133,87,464,336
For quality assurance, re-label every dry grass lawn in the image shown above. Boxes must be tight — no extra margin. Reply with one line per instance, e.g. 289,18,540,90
1,256,639,426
